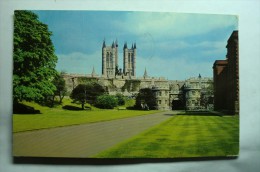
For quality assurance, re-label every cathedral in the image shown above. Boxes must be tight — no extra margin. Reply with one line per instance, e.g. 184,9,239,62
102,40,136,78
62,40,213,110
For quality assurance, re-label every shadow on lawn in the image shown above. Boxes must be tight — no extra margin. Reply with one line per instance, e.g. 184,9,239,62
62,105,83,111
163,113,175,116
13,103,41,114
178,111,222,117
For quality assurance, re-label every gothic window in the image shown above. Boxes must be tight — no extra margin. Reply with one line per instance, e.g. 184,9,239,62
106,52,110,67
110,52,113,64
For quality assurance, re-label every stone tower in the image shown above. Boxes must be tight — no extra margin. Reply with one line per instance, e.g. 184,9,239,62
123,42,136,77
102,40,118,78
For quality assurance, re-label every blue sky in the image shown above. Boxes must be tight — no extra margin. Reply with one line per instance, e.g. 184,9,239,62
34,11,238,80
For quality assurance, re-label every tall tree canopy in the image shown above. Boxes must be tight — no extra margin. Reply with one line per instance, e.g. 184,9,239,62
52,72,67,104
13,10,58,103
70,82,106,109
135,88,157,110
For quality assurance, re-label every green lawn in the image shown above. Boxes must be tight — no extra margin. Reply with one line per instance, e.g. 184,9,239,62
95,114,239,158
13,99,159,132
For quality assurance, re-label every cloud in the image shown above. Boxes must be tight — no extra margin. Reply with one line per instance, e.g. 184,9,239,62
136,55,213,80
117,12,238,39
56,51,101,75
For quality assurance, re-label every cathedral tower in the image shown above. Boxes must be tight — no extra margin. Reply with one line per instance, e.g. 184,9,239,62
102,40,118,77
123,42,136,77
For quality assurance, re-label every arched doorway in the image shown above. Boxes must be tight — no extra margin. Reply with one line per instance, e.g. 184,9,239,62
172,99,184,110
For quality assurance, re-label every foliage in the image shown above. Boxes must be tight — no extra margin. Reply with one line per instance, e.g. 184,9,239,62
70,84,87,109
70,82,106,109
115,93,126,106
95,94,118,109
13,99,159,132
121,80,141,92
77,77,98,84
96,114,239,158
85,82,106,105
52,72,67,104
13,10,57,103
135,88,157,110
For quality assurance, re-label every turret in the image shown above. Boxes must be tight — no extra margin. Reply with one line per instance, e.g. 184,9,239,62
112,41,115,48
143,68,148,79
102,39,106,48
123,42,128,49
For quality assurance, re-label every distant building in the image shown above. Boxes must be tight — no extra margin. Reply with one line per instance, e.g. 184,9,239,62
213,30,239,114
63,40,213,111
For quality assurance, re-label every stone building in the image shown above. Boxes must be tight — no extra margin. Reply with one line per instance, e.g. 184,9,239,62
213,30,239,114
63,40,213,111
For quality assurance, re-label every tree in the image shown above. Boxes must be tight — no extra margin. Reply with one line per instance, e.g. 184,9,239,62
13,10,58,103
70,82,106,109
85,82,106,105
52,72,67,104
95,94,118,109
135,88,157,110
70,84,87,110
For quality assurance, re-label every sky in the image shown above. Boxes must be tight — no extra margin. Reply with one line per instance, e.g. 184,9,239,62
34,11,238,80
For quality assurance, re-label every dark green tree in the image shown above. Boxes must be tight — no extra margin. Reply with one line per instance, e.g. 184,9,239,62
52,72,67,104
13,10,58,104
135,88,157,110
70,82,106,109
70,84,87,110
95,94,118,109
85,82,106,105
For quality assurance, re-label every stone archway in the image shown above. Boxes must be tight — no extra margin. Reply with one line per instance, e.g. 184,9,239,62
172,99,184,110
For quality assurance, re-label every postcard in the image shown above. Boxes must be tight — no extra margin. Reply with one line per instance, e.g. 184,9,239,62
13,10,239,159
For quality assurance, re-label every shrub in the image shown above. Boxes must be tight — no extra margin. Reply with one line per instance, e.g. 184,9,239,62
95,94,118,109
115,93,126,106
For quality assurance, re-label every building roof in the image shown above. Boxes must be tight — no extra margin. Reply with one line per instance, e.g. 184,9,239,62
213,60,228,67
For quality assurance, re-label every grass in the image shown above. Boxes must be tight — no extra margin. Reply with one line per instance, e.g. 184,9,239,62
95,113,239,158
13,98,159,132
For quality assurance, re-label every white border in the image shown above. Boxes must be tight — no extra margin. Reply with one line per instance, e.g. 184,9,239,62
1,0,260,172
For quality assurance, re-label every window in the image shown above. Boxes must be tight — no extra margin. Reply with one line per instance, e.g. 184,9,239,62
158,100,161,104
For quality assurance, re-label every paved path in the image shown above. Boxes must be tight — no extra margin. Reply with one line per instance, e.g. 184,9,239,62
13,111,180,158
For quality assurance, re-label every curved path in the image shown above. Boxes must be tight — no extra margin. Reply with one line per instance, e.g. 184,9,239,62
13,111,180,158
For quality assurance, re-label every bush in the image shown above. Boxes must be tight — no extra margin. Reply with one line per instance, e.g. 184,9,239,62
95,94,118,109
115,93,125,106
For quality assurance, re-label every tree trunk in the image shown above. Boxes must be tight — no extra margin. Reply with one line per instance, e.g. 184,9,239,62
81,103,84,110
